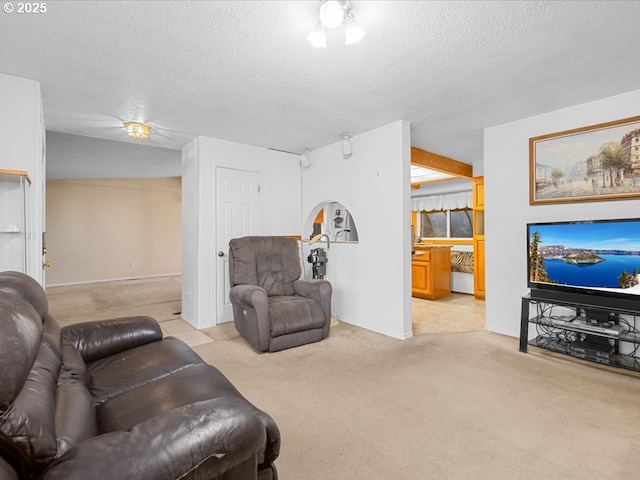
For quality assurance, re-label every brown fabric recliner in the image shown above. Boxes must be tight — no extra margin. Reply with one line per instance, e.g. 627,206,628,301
0,271,279,480
228,236,332,353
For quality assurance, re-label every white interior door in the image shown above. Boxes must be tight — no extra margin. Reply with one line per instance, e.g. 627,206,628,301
215,167,259,324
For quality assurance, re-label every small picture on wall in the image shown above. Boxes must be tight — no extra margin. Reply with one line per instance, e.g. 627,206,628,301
529,115,640,205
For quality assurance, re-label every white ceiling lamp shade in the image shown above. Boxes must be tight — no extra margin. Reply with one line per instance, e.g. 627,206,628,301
344,13,366,45
123,122,150,139
301,148,312,169
306,21,327,48
308,0,365,48
318,0,348,28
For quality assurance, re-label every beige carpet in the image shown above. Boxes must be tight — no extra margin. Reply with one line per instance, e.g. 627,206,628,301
47,277,640,480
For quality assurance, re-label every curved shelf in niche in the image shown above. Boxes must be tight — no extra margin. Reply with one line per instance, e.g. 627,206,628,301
303,201,359,244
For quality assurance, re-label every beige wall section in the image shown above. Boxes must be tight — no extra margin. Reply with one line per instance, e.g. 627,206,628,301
45,177,181,285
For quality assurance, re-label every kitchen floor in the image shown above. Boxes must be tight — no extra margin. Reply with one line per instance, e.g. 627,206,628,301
412,293,485,335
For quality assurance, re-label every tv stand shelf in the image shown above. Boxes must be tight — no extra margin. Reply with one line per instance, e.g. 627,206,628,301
519,295,640,373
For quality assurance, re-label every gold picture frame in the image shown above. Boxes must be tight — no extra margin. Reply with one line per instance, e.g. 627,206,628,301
529,115,640,205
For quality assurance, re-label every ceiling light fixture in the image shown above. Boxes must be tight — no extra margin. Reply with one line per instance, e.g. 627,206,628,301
344,13,366,45
124,122,150,139
307,0,365,48
307,21,327,48
319,0,347,28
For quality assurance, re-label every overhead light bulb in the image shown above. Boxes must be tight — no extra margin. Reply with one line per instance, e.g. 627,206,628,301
319,0,346,28
124,122,150,139
308,1,364,48
307,20,327,48
344,14,365,45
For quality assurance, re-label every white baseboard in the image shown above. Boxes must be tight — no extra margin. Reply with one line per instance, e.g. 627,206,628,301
46,272,181,288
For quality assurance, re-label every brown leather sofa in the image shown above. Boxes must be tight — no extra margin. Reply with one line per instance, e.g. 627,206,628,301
0,271,280,480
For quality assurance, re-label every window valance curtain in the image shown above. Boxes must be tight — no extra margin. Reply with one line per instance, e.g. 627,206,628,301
411,191,472,212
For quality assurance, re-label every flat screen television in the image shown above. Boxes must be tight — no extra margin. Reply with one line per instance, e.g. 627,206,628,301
527,218,640,312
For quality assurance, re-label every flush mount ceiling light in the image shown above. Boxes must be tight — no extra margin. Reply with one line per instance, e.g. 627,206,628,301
124,122,150,139
307,0,365,48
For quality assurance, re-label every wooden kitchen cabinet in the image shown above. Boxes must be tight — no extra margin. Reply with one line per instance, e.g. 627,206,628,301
412,245,451,300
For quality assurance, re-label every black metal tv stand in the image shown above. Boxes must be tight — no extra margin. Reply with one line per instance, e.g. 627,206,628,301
519,293,640,373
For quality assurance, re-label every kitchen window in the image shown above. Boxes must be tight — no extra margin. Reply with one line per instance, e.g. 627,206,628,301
419,208,472,239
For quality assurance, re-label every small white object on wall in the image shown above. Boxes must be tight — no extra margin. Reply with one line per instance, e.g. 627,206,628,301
341,134,352,159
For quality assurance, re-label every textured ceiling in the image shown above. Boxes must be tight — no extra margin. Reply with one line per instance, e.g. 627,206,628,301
1,0,640,167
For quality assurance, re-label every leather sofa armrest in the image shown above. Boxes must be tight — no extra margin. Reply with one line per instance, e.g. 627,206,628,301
41,397,267,480
61,316,163,363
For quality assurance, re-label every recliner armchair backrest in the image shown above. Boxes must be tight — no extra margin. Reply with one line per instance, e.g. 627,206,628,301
229,236,301,296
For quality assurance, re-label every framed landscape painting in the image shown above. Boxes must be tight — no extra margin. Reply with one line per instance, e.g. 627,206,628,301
529,115,640,205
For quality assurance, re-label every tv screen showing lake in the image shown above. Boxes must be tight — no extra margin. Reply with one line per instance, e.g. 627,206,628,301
545,255,640,288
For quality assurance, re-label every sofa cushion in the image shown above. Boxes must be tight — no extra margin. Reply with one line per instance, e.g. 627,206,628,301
268,296,326,337
94,363,244,433
87,337,206,405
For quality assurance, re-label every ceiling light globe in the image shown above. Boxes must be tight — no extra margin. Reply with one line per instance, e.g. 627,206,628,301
319,0,346,28
307,21,327,48
344,15,365,45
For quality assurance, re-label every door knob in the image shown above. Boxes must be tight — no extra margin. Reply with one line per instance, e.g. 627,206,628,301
43,261,51,268
218,251,225,257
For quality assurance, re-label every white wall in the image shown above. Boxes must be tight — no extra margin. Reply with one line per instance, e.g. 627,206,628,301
181,138,301,329
265,149,302,236
485,88,640,337
46,131,181,179
301,121,412,339
46,177,181,285
0,74,45,284
181,138,201,326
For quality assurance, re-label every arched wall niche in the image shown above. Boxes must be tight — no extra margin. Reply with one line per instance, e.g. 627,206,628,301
303,200,359,243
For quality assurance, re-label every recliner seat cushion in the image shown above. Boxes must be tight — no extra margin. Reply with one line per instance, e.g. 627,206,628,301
268,296,326,337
